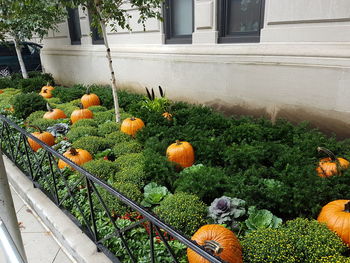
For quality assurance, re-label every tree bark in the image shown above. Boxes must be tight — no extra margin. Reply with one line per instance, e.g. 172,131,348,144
94,0,121,123
13,37,28,79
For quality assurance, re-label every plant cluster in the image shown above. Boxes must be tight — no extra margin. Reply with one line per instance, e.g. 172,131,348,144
13,92,46,119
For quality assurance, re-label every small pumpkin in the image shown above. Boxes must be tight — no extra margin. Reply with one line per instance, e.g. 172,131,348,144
316,147,350,177
0,90,4,94
27,126,55,152
166,140,194,168
162,112,172,121
39,89,52,99
70,104,93,124
58,147,93,170
187,224,243,263
81,87,100,108
318,200,350,245
43,103,67,120
120,117,145,137
41,82,54,93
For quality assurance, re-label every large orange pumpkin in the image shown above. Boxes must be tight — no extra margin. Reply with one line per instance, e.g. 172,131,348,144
43,103,67,120
70,105,93,124
39,89,52,99
318,200,350,245
0,90,4,94
58,148,93,170
27,126,55,152
316,147,350,177
166,140,194,168
41,83,54,93
81,87,100,108
120,117,145,137
187,224,243,263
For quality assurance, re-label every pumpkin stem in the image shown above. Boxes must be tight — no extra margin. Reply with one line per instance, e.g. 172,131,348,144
46,103,53,112
28,125,43,133
204,240,223,255
130,117,136,121
344,201,350,213
78,103,84,109
317,147,337,161
46,82,50,86
69,148,79,156
175,140,182,145
86,86,91,95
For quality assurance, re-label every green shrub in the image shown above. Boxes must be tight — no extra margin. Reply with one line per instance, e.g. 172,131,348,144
154,192,208,236
114,153,145,170
82,159,118,181
72,136,114,155
31,118,62,130
71,118,98,128
25,111,46,124
0,77,16,90
13,93,47,119
105,131,132,144
89,105,108,113
94,110,115,124
117,90,144,112
112,141,142,158
174,165,231,204
89,84,114,109
27,72,55,85
66,126,99,142
98,122,121,136
242,218,349,263
115,165,146,188
18,77,47,93
51,85,85,103
55,103,79,116
45,97,61,105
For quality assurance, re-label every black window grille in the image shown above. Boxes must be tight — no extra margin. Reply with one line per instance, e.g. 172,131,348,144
67,8,82,45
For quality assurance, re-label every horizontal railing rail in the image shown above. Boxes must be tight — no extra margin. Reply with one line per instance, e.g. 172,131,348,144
0,114,226,263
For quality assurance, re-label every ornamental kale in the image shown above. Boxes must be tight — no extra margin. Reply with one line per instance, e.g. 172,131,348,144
245,206,282,234
208,196,246,225
141,182,170,208
47,123,69,137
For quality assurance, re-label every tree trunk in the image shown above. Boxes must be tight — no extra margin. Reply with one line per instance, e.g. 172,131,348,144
13,37,28,79
94,0,121,123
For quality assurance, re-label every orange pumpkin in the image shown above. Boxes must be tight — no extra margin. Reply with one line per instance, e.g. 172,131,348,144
0,90,4,94
27,126,55,152
316,147,350,177
187,224,243,263
58,148,93,170
166,140,194,168
43,103,67,120
39,89,52,99
162,112,173,121
318,200,350,245
70,105,93,124
81,87,100,108
120,117,145,137
41,83,54,93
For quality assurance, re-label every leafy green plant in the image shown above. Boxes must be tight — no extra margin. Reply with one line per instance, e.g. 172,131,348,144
141,182,170,208
112,141,143,159
174,165,231,204
18,77,47,93
94,110,115,124
115,165,146,188
115,153,145,170
72,136,114,155
31,118,64,131
98,121,121,136
88,105,108,113
0,77,16,90
71,118,98,128
55,103,79,116
82,159,118,181
245,206,282,233
105,131,132,144
66,126,99,142
25,110,46,124
89,85,114,109
51,85,85,103
13,92,46,119
27,72,55,85
208,196,246,225
242,218,349,263
154,192,208,236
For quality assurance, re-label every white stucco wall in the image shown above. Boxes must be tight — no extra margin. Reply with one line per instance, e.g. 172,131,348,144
40,0,350,137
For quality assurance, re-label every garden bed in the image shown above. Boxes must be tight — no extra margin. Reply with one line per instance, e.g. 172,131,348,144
0,73,350,262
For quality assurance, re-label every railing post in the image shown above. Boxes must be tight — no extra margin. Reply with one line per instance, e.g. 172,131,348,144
0,151,27,262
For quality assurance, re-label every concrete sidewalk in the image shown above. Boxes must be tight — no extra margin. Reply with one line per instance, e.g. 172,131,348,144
0,185,76,263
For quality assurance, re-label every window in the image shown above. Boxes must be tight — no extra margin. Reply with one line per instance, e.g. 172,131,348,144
164,0,194,44
218,0,265,43
89,13,104,45
0,44,15,56
67,8,82,45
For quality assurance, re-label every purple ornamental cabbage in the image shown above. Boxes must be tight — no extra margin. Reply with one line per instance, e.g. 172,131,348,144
208,196,246,224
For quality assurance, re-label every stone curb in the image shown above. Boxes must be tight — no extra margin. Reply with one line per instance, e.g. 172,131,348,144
3,155,112,263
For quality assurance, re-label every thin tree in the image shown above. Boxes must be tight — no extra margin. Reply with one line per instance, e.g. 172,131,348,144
0,0,66,78
64,0,163,122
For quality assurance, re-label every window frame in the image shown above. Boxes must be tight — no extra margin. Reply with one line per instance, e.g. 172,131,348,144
217,0,265,43
67,7,82,45
163,0,194,44
88,12,104,45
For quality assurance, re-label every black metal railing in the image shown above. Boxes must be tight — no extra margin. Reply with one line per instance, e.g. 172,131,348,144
0,114,226,263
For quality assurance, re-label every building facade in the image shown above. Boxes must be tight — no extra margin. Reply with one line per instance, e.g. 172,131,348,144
41,0,350,137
